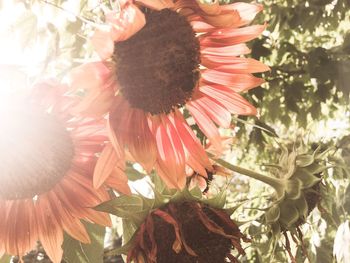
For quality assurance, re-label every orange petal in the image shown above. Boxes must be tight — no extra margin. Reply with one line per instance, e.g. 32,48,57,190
126,110,157,173
94,144,118,189
221,2,263,26
36,198,64,263
48,192,90,244
200,11,241,28
4,200,38,256
195,0,221,15
106,166,132,195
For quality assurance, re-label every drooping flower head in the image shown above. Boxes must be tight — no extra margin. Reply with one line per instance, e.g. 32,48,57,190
261,143,331,261
95,179,249,263
70,0,269,189
0,76,118,262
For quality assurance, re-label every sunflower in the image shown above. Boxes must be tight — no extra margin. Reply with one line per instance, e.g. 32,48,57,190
0,78,124,263
69,0,269,189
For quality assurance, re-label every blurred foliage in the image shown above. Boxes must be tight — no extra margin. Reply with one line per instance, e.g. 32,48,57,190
232,0,350,157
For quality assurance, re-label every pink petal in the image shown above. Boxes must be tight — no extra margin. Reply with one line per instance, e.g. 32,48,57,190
202,70,264,92
191,96,231,128
91,29,115,60
171,110,211,175
190,19,215,33
200,85,257,115
205,58,270,73
150,115,186,189
72,86,115,117
69,62,114,92
106,4,146,42
186,101,223,153
201,43,250,57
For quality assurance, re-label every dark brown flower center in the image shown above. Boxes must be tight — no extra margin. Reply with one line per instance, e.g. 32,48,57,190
113,8,200,115
0,105,74,200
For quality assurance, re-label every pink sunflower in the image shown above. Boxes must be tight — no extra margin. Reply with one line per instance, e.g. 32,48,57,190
69,0,269,189
0,78,124,262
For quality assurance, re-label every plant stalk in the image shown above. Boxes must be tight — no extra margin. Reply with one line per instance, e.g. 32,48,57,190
209,153,284,190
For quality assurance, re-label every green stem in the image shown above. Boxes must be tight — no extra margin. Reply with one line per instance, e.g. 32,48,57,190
208,153,284,190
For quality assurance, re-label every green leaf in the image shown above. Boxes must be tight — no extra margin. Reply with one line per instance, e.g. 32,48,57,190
95,195,144,214
62,221,105,263
95,195,148,224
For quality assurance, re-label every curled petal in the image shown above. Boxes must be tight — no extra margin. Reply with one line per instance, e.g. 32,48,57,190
136,0,174,10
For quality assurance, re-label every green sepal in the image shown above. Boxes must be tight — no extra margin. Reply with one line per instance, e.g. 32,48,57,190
296,151,315,167
305,162,327,174
170,187,200,203
224,203,243,216
202,189,226,209
279,201,300,228
285,179,302,200
314,146,335,161
271,222,281,237
295,168,322,188
294,195,308,220
265,205,281,224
